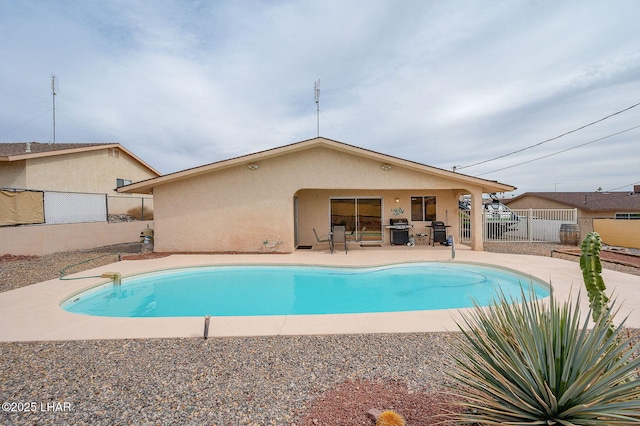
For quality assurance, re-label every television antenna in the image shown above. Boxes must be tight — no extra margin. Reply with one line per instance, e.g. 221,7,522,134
51,74,58,143
314,79,320,137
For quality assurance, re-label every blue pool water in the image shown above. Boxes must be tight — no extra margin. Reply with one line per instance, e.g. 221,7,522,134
61,262,549,317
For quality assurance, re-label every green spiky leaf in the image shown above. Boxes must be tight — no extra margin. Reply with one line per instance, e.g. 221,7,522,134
448,290,640,425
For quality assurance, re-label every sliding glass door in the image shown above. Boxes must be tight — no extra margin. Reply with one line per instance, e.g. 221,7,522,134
357,198,382,241
330,198,382,242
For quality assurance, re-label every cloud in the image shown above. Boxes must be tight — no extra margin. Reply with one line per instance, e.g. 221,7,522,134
1,0,639,193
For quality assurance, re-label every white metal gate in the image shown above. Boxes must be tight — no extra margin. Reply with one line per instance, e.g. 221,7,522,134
459,208,577,243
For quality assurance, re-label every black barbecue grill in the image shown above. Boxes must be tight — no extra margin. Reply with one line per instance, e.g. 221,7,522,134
388,218,413,245
428,221,451,246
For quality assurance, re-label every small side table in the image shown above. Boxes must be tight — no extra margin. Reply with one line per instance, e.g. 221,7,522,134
415,233,428,246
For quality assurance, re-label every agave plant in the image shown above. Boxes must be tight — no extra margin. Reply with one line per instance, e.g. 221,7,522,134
448,290,640,425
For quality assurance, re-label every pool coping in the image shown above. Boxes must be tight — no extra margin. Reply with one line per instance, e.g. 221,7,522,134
1,246,639,341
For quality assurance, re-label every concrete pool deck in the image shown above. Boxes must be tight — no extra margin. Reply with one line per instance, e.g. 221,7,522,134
1,244,639,342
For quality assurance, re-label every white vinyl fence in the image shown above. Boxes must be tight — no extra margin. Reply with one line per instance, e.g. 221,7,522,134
459,208,578,243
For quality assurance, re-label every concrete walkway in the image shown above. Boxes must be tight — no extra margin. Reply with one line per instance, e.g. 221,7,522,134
1,245,639,341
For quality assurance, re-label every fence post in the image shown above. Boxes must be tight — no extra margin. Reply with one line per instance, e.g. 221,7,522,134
141,197,145,221
528,208,533,242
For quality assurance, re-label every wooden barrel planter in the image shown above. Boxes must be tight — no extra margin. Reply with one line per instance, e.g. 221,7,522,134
559,223,581,245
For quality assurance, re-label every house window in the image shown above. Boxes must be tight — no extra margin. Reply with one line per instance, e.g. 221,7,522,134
615,212,640,220
411,196,436,221
116,178,132,188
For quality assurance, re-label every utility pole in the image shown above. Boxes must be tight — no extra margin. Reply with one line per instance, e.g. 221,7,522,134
51,74,57,143
314,79,320,137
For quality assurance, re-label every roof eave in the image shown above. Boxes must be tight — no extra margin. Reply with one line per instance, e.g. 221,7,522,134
117,137,516,194
1,143,120,161
1,143,161,177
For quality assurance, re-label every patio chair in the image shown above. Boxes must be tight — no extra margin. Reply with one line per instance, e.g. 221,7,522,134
313,228,333,252
332,225,348,254
350,227,367,250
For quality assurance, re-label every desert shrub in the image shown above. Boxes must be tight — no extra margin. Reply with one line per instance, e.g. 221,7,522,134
449,290,640,425
126,206,154,220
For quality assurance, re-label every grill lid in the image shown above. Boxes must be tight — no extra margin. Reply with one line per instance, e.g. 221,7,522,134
390,218,409,225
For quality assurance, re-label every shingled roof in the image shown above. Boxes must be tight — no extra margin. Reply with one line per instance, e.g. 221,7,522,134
118,136,516,195
504,191,640,212
0,142,114,158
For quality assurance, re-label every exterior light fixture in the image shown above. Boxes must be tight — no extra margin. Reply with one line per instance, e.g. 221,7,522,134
248,163,259,170
381,164,391,171
395,198,400,203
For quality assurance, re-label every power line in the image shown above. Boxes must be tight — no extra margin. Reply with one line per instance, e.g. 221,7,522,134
0,109,52,139
456,101,640,171
55,108,103,141
606,180,640,192
319,111,344,141
476,123,640,176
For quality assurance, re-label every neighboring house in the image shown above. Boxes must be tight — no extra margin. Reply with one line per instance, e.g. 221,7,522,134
0,142,160,194
503,188,640,241
118,137,516,252
0,142,160,226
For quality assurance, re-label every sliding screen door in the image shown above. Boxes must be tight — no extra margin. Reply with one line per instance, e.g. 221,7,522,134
330,198,382,242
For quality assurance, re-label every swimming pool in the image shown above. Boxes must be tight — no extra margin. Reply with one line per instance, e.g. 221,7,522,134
61,262,550,317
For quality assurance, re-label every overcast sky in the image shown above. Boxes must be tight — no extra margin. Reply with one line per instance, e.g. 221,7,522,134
1,0,639,195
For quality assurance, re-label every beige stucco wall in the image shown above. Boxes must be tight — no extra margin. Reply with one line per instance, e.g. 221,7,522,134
574,210,615,241
152,146,485,253
0,160,26,188
23,148,157,194
295,189,460,246
0,221,152,256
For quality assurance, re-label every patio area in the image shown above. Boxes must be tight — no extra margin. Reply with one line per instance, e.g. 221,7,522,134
1,243,639,342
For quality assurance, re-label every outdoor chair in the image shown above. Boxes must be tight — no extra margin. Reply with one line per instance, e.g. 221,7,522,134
312,228,333,252
331,225,348,254
350,227,367,250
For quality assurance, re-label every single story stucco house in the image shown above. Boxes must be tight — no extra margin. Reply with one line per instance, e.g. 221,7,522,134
118,137,515,252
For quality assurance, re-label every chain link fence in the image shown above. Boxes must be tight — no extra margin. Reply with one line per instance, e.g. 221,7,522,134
1,188,153,226
107,195,154,221
44,191,107,224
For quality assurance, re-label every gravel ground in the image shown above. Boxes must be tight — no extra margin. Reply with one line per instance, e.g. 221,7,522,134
0,243,143,294
1,242,638,425
483,242,640,276
1,334,463,425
